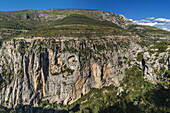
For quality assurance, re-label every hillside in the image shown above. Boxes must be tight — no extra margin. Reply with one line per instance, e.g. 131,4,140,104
0,9,169,40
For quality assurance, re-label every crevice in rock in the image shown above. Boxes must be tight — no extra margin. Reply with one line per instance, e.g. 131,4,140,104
42,49,49,82
168,55,170,70
25,56,31,89
54,47,58,65
101,65,104,81
142,59,145,76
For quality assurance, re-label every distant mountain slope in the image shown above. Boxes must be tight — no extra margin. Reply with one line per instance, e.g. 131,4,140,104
20,14,131,37
0,9,134,40
0,9,169,43
0,9,133,29
128,24,170,38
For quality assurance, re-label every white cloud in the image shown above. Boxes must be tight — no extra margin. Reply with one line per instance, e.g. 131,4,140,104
133,20,164,26
139,19,151,23
154,18,170,23
134,21,155,26
132,17,170,32
146,17,155,20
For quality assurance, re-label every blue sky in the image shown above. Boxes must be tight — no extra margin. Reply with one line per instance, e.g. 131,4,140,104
0,0,170,31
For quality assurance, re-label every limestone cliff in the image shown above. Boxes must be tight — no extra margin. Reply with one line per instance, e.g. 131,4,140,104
0,36,169,108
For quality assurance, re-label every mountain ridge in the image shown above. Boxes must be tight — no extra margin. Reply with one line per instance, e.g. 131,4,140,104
0,9,169,39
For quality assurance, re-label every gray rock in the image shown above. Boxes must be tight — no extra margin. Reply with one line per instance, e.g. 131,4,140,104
0,37,168,108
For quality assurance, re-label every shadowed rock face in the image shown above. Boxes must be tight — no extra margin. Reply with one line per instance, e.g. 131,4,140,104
0,36,169,108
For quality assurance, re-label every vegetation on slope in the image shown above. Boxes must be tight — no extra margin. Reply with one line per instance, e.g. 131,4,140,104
128,25,170,47
20,25,129,38
19,14,130,37
0,12,130,41
150,40,169,52
128,25,170,37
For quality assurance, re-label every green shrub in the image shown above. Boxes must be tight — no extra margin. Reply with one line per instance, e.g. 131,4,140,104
158,46,167,52
39,100,49,107
137,52,143,61
96,44,106,51
159,59,164,64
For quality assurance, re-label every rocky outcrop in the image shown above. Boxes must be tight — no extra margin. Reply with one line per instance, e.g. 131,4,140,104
0,36,168,108
143,51,169,82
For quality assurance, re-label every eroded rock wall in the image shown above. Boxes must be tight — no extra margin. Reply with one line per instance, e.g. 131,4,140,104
0,37,168,108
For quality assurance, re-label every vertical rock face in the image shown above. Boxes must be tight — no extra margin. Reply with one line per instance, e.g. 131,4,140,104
0,37,168,108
